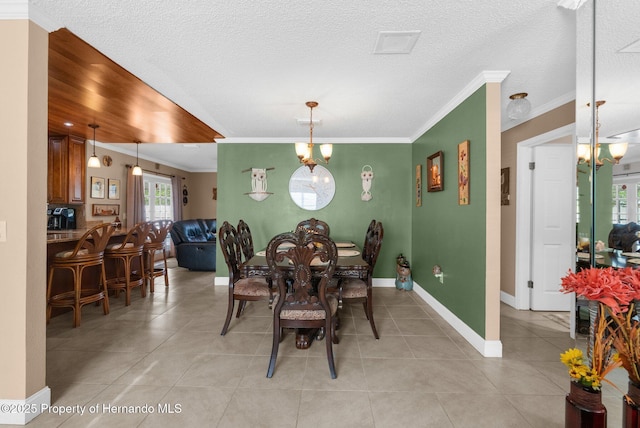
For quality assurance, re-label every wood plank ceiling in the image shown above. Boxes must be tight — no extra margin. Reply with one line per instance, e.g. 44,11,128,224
48,28,223,144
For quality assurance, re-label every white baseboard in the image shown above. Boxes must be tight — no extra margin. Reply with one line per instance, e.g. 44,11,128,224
411,282,503,357
0,386,51,425
500,290,516,308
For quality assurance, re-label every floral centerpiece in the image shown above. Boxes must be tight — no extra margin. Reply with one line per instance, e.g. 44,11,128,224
560,266,637,315
559,266,637,425
559,267,640,389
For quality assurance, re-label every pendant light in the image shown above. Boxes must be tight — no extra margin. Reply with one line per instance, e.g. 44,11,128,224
132,140,143,176
295,101,332,172
87,123,101,168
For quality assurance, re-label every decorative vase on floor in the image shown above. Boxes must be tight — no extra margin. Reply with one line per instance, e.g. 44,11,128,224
566,381,607,428
624,380,640,428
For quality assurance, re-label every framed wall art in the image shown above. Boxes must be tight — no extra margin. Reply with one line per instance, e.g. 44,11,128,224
92,204,120,216
458,140,470,205
415,164,422,207
426,151,444,192
90,176,105,199
501,167,510,206
108,179,120,200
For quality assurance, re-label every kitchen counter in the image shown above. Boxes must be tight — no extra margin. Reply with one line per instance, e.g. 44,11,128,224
47,227,130,244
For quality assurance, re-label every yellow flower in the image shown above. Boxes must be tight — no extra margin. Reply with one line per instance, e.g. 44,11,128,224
561,348,584,367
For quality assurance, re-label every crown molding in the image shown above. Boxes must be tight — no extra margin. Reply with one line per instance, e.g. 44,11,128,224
0,1,61,32
410,70,511,142
219,137,412,144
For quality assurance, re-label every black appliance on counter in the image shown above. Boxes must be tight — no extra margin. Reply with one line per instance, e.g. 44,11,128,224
47,207,76,230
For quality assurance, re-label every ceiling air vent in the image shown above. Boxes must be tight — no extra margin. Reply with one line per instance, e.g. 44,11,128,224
373,31,421,54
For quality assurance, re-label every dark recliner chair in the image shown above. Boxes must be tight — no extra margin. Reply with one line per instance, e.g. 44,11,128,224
608,222,640,252
170,219,217,271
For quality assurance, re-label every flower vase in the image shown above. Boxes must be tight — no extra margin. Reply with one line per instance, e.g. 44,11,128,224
623,380,640,428
566,381,607,427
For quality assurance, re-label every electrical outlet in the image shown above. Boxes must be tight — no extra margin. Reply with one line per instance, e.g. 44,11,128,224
0,221,6,242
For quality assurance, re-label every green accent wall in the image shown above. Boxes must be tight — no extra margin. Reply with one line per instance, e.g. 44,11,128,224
216,143,412,279
411,87,488,337
216,86,492,339
576,153,614,245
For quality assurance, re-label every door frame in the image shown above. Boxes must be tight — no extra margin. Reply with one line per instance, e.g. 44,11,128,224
514,124,576,310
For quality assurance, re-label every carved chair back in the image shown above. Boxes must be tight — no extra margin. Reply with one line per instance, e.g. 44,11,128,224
266,230,337,312
236,219,255,262
218,221,242,282
295,218,330,236
362,221,384,273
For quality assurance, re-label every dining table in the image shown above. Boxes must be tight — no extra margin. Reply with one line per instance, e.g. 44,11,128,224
240,240,370,349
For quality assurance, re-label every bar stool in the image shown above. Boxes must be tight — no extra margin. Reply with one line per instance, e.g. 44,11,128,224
144,220,173,292
46,223,115,327
104,222,151,306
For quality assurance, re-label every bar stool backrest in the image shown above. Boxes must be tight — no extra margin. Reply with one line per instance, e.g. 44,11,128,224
65,223,115,258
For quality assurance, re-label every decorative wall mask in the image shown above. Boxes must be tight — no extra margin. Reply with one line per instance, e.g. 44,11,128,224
182,185,188,205
243,167,274,202
361,165,374,201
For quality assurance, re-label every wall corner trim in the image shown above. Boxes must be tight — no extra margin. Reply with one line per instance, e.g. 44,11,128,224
0,1,61,32
0,386,51,425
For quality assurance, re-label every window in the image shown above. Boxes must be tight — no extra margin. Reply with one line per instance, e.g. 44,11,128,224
143,174,174,221
612,183,628,224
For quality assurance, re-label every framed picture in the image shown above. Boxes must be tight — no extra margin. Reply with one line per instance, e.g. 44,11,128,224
426,151,444,192
91,176,105,199
501,167,510,206
458,140,470,205
108,179,120,200
92,204,120,216
415,164,422,207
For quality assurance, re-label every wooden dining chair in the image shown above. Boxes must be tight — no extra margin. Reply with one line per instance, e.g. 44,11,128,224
47,223,115,327
266,230,339,378
236,219,255,263
295,218,330,236
339,220,384,339
219,221,272,335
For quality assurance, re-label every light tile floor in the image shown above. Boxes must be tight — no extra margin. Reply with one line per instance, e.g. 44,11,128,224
24,261,630,427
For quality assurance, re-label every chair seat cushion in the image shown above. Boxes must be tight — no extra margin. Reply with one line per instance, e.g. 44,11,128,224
276,294,338,320
55,248,89,258
341,278,367,298
106,242,136,250
233,277,271,297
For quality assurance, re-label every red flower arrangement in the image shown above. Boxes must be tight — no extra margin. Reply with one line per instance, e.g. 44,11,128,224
560,267,640,314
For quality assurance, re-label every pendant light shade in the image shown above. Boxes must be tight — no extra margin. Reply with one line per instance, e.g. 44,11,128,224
87,124,101,168
132,141,143,176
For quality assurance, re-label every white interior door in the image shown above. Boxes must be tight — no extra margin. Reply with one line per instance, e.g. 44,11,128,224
530,143,574,311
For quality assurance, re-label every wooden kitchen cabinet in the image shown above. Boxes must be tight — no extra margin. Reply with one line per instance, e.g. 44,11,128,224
47,135,86,204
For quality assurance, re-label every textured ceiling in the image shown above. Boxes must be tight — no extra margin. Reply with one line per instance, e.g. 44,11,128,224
18,1,637,171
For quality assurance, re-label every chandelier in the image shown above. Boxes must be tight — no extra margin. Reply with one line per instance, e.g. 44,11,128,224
577,100,628,170
295,101,332,172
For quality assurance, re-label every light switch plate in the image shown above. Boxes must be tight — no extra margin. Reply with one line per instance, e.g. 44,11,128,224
0,221,6,242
